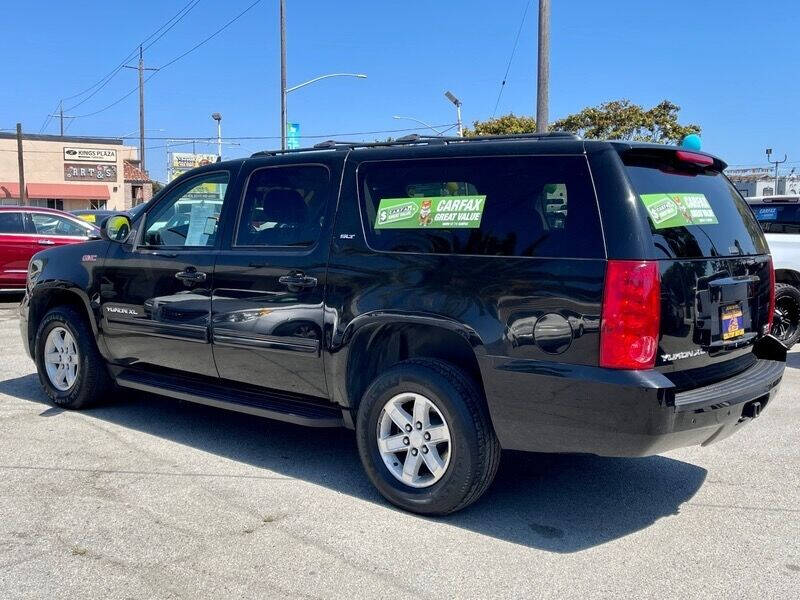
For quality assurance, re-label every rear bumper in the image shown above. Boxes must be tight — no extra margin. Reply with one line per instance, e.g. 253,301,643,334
480,350,785,457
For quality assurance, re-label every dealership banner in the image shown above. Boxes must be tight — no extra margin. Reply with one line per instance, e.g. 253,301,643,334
63,147,117,163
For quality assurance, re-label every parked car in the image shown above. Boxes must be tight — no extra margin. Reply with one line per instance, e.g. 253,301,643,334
19,134,786,515
72,202,149,225
0,206,98,291
747,195,800,347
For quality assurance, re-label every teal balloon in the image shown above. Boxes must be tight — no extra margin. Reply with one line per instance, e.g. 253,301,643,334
681,134,702,151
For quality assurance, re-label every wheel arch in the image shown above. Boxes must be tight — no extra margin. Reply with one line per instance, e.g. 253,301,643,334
27,284,97,356
775,268,800,287
335,313,487,420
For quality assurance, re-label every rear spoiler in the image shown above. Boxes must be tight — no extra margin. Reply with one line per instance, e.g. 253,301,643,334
612,142,727,172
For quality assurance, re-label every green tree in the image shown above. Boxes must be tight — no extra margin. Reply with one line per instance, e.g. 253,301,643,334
467,99,700,144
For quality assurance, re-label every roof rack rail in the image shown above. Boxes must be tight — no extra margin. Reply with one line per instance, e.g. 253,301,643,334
250,130,580,157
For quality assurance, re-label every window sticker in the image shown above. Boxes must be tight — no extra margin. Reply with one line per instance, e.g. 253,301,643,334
639,193,718,229
374,195,487,229
754,206,778,221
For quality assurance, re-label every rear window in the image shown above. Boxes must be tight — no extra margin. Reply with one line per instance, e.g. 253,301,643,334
0,212,24,234
624,155,768,259
751,204,800,234
359,155,604,258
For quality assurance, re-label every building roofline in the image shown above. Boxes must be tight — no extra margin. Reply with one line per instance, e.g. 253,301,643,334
0,132,123,145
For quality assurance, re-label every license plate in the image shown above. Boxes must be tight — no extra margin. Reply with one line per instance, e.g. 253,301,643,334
721,304,744,340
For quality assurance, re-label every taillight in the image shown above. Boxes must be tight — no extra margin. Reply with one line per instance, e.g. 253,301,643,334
767,257,776,332
600,260,661,369
675,150,714,166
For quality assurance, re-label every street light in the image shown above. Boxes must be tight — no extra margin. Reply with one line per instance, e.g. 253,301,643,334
444,91,463,137
211,113,222,160
281,73,367,149
392,116,446,136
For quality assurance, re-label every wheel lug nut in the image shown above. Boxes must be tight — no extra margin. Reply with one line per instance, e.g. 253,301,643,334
411,448,418,456
415,422,422,430
403,436,409,446
404,424,412,432
422,446,429,454
424,432,431,441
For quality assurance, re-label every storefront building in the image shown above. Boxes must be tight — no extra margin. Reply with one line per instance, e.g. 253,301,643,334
0,133,146,212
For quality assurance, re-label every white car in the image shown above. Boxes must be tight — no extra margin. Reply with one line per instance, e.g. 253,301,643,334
747,195,800,346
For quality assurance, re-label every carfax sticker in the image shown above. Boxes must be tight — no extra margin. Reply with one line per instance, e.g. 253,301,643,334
639,193,718,229
374,195,487,229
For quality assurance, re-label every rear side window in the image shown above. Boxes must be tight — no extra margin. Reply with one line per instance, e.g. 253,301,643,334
235,165,329,247
0,212,24,234
624,154,768,258
358,156,604,258
751,204,800,234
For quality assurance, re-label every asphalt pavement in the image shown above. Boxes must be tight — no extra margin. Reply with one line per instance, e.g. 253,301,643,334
0,291,798,599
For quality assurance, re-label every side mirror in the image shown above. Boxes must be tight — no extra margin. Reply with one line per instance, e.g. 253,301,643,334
101,214,133,243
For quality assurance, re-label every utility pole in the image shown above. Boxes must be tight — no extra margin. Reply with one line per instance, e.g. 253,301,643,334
16,123,26,206
536,0,550,133
124,46,158,173
766,148,787,195
211,113,223,160
280,0,288,150
48,101,76,136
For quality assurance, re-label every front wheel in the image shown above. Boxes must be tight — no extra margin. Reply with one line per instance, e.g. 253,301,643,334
34,306,112,409
356,359,501,515
772,283,800,348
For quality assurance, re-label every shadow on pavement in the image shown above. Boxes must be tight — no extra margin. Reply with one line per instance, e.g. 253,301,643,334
0,373,707,553
787,350,800,370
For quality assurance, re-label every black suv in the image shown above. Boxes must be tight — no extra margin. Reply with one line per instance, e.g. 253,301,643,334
20,133,786,515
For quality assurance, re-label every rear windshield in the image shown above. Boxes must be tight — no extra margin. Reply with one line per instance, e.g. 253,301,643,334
750,204,800,234
624,155,768,259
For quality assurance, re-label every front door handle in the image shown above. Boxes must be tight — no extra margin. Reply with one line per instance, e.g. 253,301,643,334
278,272,317,289
38,239,55,246
175,269,208,283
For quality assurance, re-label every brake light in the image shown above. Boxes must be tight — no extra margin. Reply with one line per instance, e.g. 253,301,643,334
675,150,714,166
600,260,661,369
767,257,776,332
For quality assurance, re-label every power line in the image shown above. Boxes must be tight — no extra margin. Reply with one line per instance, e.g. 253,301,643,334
60,0,201,110
492,0,533,117
0,124,460,154
69,0,262,121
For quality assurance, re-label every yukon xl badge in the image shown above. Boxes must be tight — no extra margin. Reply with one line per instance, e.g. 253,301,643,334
103,304,143,317
661,349,707,362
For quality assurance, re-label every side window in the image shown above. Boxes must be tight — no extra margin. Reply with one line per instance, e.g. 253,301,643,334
143,172,229,248
30,213,88,237
359,156,603,258
235,165,329,247
0,212,24,234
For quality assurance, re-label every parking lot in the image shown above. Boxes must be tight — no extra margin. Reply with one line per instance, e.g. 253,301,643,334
0,292,798,599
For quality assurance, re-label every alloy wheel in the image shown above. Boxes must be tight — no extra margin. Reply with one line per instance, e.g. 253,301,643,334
43,327,80,392
377,392,452,488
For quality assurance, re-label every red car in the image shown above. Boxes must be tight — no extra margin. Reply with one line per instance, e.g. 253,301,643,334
0,206,99,290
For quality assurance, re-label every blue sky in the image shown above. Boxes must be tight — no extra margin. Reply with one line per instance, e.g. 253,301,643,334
1,0,798,182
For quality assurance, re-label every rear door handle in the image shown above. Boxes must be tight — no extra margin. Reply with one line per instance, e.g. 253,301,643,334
38,239,55,246
175,269,208,283
278,273,317,288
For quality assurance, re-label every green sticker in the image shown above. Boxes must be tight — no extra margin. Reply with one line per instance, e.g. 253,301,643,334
374,195,486,229
639,193,718,229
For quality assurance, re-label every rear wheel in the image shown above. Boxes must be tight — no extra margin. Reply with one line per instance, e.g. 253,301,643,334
772,283,800,348
356,359,501,515
34,306,113,409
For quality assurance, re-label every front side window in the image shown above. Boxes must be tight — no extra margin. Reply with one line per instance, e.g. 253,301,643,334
235,165,330,247
0,212,24,233
143,172,229,248
359,155,603,258
30,213,89,237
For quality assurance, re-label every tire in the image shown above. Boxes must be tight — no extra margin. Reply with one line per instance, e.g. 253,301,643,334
772,283,800,348
356,359,501,515
34,305,113,409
